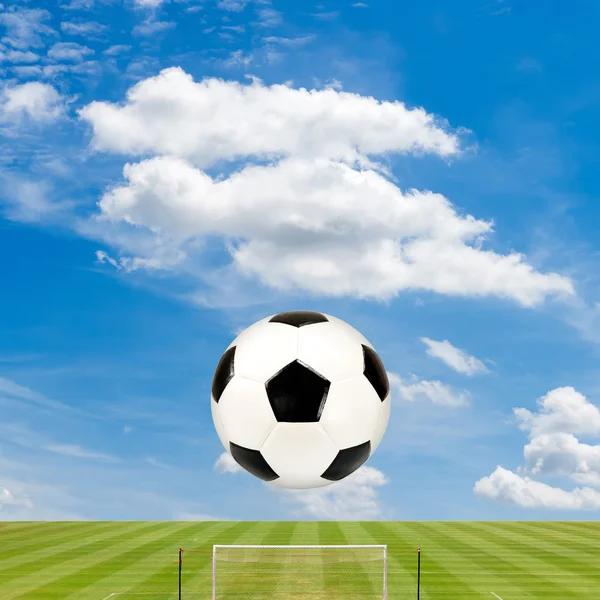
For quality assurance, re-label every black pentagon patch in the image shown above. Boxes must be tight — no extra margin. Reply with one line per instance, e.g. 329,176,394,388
362,345,389,401
268,311,329,328
321,441,371,481
212,346,236,403
266,360,330,422
229,442,279,482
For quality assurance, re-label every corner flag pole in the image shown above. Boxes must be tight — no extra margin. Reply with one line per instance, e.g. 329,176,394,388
178,548,183,600
416,547,421,600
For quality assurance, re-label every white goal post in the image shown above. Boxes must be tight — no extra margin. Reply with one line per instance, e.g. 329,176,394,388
212,544,388,600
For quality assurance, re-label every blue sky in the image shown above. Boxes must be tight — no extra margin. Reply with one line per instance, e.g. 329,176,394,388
2,0,600,521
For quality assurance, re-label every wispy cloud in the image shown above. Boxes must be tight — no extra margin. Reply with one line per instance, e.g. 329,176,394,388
254,8,282,27
132,19,176,36
60,20,108,38
217,0,250,12
214,451,242,473
47,41,94,62
0,7,57,50
262,35,315,48
146,456,175,470
311,11,339,20
420,337,489,376
44,443,117,461
389,372,470,407
103,44,132,56
0,486,33,510
0,49,40,63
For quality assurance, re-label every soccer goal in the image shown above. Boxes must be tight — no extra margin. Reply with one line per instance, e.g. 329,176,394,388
204,544,388,600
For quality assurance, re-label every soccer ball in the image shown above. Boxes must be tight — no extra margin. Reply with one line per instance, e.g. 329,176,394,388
211,310,391,489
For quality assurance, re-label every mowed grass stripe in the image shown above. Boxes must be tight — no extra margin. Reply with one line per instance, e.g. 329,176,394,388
130,521,263,599
1,522,187,600
273,521,323,600
505,521,600,555
181,521,282,598
0,522,90,542
359,523,429,599
60,521,232,600
392,522,485,599
353,522,417,598
290,521,325,597
235,521,298,600
321,521,378,600
424,521,566,600
0,522,63,533
547,522,600,538
0,522,106,549
466,522,600,582
449,522,592,599
0,522,163,579
0,522,120,561
527,521,600,539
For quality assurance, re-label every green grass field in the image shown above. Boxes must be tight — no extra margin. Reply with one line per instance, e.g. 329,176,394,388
0,521,599,600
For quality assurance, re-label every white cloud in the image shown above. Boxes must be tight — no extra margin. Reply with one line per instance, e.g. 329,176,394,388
124,425,132,433
0,8,57,50
61,0,95,9
278,466,389,519
104,44,132,56
0,486,33,510
0,50,39,64
133,0,167,6
79,68,462,163
0,175,75,224
254,8,282,28
475,386,600,510
262,35,315,47
312,11,339,20
474,466,600,510
389,372,469,407
420,337,489,376
214,451,242,474
0,476,84,520
515,386,600,438
523,433,600,487
47,41,94,62
1,82,63,122
60,20,107,37
217,0,250,12
221,49,253,68
77,68,574,306
132,19,176,36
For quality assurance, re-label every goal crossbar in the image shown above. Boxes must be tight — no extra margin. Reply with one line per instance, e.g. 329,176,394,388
213,544,386,548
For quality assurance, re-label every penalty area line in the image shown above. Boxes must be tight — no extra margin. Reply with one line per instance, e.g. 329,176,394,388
490,593,504,600
102,595,117,600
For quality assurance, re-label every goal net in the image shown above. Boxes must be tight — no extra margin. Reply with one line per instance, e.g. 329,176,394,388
211,544,387,600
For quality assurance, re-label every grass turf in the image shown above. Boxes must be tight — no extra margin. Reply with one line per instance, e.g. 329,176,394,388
0,521,599,599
